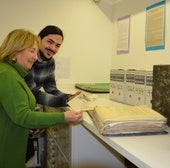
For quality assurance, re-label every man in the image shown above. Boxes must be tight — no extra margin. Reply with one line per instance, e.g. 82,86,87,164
25,25,79,107
25,25,80,162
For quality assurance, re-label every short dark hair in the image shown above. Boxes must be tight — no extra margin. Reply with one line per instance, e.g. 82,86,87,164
38,25,64,40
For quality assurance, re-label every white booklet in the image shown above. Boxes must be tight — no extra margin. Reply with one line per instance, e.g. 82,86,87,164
68,92,97,111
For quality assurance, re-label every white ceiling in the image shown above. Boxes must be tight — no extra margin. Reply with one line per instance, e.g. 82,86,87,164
103,0,121,5
94,0,122,21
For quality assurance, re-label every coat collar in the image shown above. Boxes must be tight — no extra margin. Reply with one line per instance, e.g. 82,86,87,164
6,61,28,78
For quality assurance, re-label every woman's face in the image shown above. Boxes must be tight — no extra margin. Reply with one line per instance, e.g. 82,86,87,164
16,43,39,71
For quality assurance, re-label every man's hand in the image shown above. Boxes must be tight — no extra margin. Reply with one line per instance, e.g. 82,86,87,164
67,91,81,102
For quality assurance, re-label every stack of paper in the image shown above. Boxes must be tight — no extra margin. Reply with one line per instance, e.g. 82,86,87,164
88,105,167,136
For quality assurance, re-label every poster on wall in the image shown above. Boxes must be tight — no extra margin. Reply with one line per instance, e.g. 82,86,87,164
145,0,165,51
117,15,130,55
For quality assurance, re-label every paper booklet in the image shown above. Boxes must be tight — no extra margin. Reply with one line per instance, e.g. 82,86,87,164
88,105,168,136
67,92,97,111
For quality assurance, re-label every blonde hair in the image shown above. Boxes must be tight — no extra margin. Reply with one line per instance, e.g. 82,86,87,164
0,29,40,62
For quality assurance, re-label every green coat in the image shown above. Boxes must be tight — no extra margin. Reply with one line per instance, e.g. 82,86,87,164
0,61,66,168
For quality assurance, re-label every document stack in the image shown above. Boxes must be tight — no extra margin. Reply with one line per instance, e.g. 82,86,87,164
88,105,167,136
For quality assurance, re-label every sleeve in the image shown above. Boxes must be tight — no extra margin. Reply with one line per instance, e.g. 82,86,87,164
35,91,68,107
0,72,66,129
37,60,68,107
43,60,62,95
25,67,68,107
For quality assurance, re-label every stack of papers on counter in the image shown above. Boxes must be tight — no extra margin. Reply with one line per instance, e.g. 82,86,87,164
88,105,168,136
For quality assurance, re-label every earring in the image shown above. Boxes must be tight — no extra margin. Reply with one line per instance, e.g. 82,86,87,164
11,56,16,63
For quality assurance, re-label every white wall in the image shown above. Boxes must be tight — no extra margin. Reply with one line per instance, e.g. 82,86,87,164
0,0,113,84
2,0,166,83
111,0,170,70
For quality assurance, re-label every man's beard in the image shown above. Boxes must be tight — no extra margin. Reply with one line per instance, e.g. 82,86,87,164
39,50,52,61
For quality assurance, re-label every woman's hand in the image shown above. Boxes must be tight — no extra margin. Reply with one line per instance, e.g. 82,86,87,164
64,110,83,123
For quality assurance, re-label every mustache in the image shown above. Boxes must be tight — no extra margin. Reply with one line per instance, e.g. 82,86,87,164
46,48,55,55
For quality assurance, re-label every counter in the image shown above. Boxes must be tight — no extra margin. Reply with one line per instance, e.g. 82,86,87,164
82,108,170,168
46,85,170,168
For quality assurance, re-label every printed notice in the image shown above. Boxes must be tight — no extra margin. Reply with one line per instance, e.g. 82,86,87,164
146,0,165,51
117,15,130,55
55,57,70,79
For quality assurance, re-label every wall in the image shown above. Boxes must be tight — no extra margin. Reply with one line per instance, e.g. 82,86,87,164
0,0,113,84
111,0,170,70
2,0,166,83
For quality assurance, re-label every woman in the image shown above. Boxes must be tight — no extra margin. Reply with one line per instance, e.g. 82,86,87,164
0,29,83,168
